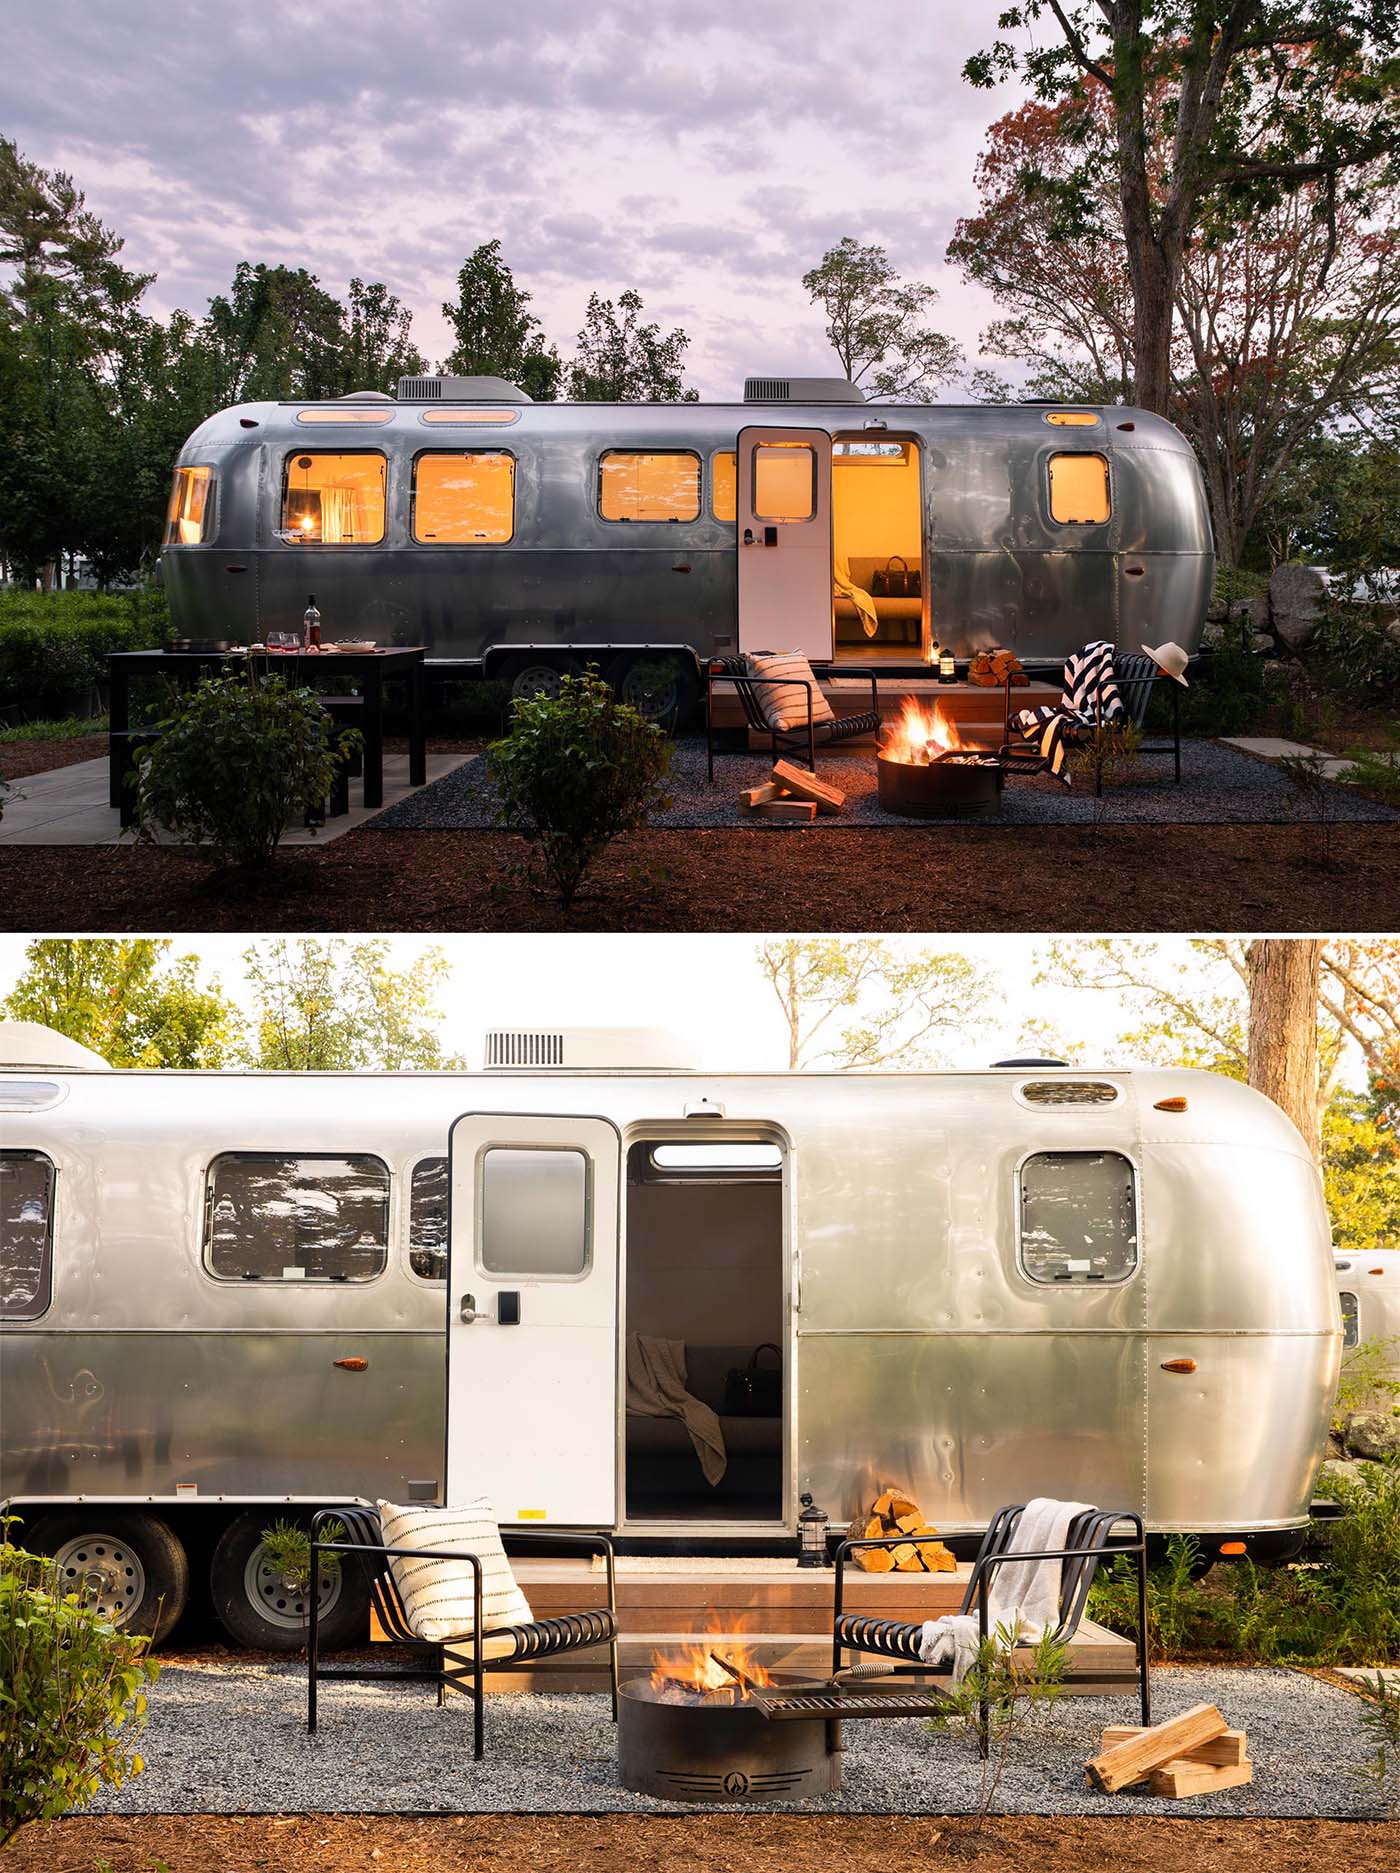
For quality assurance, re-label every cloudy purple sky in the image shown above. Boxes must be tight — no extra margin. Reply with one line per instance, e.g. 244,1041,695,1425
3,1,1030,398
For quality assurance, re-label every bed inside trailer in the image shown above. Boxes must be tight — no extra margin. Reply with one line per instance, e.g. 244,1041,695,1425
623,1140,784,1524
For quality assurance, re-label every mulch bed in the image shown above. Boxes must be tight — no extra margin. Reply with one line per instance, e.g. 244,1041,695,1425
0,733,107,779
2,821,1398,933
11,1813,1397,1873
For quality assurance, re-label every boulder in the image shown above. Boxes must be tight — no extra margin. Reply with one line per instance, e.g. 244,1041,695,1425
1344,1410,1400,1462
1320,1457,1366,1489
1269,562,1329,650
1251,632,1276,656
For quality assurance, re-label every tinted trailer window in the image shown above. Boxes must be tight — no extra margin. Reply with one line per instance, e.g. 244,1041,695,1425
1,1150,55,1319
204,1153,389,1281
1019,1150,1138,1284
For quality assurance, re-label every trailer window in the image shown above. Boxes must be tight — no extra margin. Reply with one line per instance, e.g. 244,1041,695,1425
279,453,386,545
409,1156,449,1281
753,442,816,522
204,1153,389,1281
1019,1151,1137,1284
712,451,737,522
412,451,514,544
1047,453,1110,524
599,451,701,522
1340,1290,1360,1349
480,1147,589,1277
1,1150,55,1320
164,466,215,545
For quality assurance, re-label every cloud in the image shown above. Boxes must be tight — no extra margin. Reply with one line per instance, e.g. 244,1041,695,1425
0,0,1027,395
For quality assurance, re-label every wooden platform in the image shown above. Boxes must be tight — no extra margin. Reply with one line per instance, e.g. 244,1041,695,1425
708,677,1059,750
391,1559,1135,1693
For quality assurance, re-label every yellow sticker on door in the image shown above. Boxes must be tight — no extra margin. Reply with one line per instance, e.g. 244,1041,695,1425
516,1509,548,1521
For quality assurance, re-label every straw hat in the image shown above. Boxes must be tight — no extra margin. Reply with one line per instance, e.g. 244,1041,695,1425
1142,640,1190,686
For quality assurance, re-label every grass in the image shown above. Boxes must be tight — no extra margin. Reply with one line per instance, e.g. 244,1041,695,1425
0,715,107,742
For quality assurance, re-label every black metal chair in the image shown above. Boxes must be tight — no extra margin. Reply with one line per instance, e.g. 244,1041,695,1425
705,657,883,780
307,1507,619,1760
831,1505,1150,1756
999,652,1182,793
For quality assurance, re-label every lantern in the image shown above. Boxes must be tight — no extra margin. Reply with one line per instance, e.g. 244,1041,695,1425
797,1491,829,1568
938,647,957,684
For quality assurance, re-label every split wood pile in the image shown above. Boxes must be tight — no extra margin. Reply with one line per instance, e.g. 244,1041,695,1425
1085,1705,1253,1799
738,760,845,822
845,1488,958,1574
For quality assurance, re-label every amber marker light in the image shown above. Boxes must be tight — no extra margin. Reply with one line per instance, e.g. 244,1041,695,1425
333,1357,368,1371
1219,1542,1247,1555
1160,1358,1197,1373
1154,1096,1189,1112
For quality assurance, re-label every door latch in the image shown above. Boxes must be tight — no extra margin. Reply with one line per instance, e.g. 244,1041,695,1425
459,1293,479,1324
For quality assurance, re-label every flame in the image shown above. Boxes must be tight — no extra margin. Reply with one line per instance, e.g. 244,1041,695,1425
649,1617,775,1696
880,695,965,765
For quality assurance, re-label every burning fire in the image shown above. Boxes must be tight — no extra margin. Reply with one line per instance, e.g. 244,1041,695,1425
650,1619,775,1698
880,695,965,765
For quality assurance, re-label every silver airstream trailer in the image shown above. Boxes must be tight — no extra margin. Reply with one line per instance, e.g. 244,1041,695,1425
159,374,1214,707
1,1023,1335,1652
1335,1249,1400,1378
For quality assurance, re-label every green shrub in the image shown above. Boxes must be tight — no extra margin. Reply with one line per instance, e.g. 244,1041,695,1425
134,665,360,870
0,590,169,716
1315,603,1400,706
487,668,672,910
1147,625,1271,738
1357,1671,1400,1816
0,1523,159,1849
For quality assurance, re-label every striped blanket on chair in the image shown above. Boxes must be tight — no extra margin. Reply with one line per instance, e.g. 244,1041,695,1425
1013,640,1125,788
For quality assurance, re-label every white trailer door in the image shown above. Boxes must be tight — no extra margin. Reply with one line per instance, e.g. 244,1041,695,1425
737,425,832,660
446,1111,620,1525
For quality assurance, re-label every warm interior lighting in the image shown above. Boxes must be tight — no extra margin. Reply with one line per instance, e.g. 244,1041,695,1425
880,695,964,765
280,452,386,545
420,408,520,425
296,406,393,425
712,450,737,523
1048,452,1110,523
1045,411,1099,426
164,465,214,546
753,442,816,522
413,451,515,543
600,450,700,522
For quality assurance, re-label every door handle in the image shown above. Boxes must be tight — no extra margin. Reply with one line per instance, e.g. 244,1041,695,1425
459,1293,479,1324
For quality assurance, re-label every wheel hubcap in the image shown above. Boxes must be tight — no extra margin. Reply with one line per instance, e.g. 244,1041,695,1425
510,663,567,700
244,1542,343,1632
52,1535,145,1624
621,663,680,720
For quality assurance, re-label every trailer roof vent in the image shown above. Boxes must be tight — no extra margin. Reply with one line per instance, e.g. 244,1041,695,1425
338,390,395,402
991,1055,1068,1069
743,375,867,404
0,1021,109,1072
484,1027,695,1071
397,374,532,403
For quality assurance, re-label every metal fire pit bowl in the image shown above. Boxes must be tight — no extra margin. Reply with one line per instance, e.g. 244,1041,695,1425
617,1678,843,1803
876,748,1004,820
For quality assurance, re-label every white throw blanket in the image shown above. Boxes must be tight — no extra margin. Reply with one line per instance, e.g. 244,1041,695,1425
625,1332,727,1485
918,1497,1093,1680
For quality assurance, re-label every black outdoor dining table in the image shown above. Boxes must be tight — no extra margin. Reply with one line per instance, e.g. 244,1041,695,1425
107,645,428,818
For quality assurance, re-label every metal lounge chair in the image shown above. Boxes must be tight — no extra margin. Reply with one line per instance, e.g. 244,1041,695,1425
999,652,1182,792
306,1506,619,1760
705,656,883,780
831,1505,1150,1757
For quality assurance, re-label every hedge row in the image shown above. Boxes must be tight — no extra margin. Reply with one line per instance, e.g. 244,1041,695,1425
0,588,170,715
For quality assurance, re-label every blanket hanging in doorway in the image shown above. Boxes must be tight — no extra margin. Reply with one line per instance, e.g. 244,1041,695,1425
626,1333,727,1485
1011,639,1125,788
834,553,881,640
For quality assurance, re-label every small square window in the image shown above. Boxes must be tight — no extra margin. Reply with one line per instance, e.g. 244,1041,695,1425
1019,1150,1137,1284
753,443,815,521
480,1147,588,1276
1048,452,1110,524
413,452,514,544
599,451,700,522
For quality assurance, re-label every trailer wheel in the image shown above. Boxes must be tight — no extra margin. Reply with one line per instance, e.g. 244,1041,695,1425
500,655,582,703
209,1512,369,1653
606,653,697,729
28,1510,189,1644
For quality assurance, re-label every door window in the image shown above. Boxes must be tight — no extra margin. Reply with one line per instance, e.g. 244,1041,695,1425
480,1146,589,1276
753,442,816,521
1019,1150,1138,1284
1,1150,55,1320
204,1152,389,1280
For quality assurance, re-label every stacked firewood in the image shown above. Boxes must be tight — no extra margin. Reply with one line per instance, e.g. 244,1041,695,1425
738,760,845,823
845,1487,958,1573
1085,1705,1253,1798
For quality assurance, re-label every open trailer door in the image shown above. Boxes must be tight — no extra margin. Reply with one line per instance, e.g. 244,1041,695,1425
446,1111,620,1525
737,425,832,660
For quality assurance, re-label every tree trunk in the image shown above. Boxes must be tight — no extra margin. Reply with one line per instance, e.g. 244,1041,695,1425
1246,939,1321,1161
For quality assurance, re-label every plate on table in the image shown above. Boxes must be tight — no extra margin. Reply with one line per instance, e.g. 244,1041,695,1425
331,639,377,653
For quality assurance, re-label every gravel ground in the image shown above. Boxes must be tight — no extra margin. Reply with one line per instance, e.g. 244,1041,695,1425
89,1664,1386,1818
364,737,1398,831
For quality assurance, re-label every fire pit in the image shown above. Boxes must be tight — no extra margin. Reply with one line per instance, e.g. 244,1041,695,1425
877,696,1003,820
617,1639,842,1802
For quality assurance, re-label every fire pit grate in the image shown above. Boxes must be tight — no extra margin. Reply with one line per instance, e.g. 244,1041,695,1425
747,1684,956,1722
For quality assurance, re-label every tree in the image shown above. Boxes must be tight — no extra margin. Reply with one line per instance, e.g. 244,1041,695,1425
1323,1089,1400,1248
802,238,962,401
964,4,1400,416
239,939,463,1070
567,289,697,402
3,938,235,1067
757,938,994,1070
343,277,426,393
1246,938,1322,1156
440,240,560,400
0,136,150,337
204,261,352,404
949,92,1400,565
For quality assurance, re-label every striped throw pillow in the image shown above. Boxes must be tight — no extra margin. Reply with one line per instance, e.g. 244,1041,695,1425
377,1498,534,1642
746,652,835,732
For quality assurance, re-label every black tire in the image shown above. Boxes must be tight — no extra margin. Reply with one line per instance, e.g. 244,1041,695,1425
209,1510,369,1653
29,1509,189,1644
500,654,582,704
605,652,698,730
